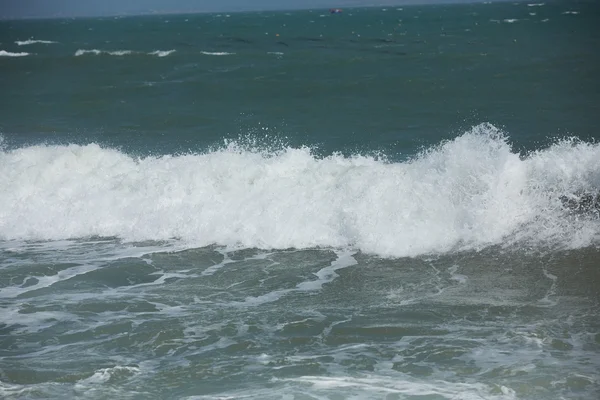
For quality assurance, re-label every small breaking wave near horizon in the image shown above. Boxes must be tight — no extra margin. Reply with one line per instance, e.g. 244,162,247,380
15,39,57,46
148,49,176,57
74,49,176,57
201,51,235,56
0,50,30,57
75,49,132,56
1,123,598,258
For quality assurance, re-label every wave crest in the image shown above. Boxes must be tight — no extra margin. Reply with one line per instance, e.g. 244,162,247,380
1,124,598,257
15,39,57,46
0,50,30,57
75,49,176,57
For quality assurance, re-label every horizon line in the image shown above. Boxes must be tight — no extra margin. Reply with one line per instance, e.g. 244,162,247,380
0,0,516,22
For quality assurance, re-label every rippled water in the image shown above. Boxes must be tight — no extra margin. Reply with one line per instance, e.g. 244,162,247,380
1,1,599,398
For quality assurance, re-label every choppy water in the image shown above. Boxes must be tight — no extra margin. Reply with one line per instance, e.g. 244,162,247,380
1,1,599,399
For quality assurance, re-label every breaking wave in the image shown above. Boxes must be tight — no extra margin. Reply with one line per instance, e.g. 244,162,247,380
75,49,176,57
1,124,598,257
15,39,57,46
0,50,30,57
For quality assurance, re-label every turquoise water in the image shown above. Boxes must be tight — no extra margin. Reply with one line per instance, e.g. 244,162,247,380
1,1,599,399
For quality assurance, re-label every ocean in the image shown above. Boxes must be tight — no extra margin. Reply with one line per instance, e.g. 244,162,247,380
1,0,599,398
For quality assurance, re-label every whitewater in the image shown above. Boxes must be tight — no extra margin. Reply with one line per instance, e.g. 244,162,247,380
1,124,598,257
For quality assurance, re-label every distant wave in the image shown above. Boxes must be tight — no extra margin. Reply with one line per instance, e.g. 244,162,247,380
148,49,176,57
15,39,57,46
562,11,579,15
201,51,235,56
1,124,599,257
105,50,131,56
75,49,131,56
75,49,176,57
75,49,102,56
527,3,545,6
0,50,29,57
503,19,519,23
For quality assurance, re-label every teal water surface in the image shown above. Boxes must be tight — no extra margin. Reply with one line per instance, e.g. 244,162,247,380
1,1,599,399
1,0,599,154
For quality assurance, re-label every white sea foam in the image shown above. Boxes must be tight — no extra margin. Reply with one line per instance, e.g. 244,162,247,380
75,366,141,387
201,51,235,56
148,49,176,57
75,49,175,57
75,49,101,56
527,3,545,6
0,238,187,301
74,49,132,56
503,19,519,23
15,39,57,46
562,11,579,15
75,49,235,57
108,50,132,56
0,263,98,299
0,307,75,333
0,50,29,57
286,376,518,399
239,250,357,306
189,376,519,399
0,124,598,258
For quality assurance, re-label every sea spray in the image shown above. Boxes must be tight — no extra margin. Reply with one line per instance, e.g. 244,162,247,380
1,124,598,256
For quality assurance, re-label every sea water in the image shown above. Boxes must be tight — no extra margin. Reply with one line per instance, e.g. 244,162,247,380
1,1,599,399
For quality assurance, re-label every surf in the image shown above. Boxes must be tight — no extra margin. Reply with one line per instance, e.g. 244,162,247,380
1,123,598,257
